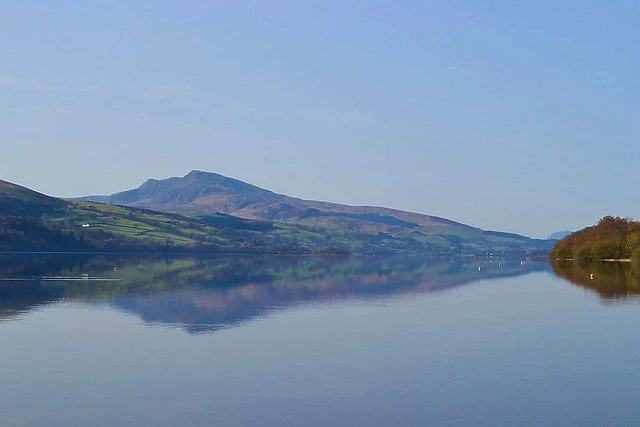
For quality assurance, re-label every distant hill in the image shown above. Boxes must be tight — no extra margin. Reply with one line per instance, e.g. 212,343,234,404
548,231,573,240
76,170,552,254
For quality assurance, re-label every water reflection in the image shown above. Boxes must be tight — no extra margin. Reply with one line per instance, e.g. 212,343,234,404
0,254,549,332
552,260,640,302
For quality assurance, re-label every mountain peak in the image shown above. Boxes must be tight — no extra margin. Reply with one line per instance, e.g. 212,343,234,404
181,170,272,195
185,170,214,178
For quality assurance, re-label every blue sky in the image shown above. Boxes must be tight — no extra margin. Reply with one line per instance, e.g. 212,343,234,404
1,1,638,238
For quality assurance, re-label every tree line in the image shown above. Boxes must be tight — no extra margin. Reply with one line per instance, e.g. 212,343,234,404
550,216,640,261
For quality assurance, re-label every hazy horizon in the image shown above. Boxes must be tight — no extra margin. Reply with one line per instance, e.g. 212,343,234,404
2,2,638,238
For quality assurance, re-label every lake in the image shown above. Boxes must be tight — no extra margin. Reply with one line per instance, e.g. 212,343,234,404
1,254,639,426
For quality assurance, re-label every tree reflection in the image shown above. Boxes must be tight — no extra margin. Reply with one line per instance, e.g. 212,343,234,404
552,259,640,301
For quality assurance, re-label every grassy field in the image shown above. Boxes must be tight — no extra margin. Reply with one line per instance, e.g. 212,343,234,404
61,200,549,255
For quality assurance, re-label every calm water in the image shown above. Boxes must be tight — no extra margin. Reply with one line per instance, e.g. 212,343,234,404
1,254,639,426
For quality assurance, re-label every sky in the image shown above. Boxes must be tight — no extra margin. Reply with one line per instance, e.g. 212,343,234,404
1,1,639,238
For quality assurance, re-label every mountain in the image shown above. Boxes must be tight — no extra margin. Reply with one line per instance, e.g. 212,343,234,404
83,170,468,232
78,170,552,254
548,230,572,240
2,177,537,255
0,178,351,254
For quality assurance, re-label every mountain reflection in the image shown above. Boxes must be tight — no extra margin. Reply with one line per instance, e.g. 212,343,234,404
0,254,549,332
552,260,640,302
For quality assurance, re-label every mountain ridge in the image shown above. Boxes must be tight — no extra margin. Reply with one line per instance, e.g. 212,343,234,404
75,170,551,254
78,170,484,232
548,230,573,240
